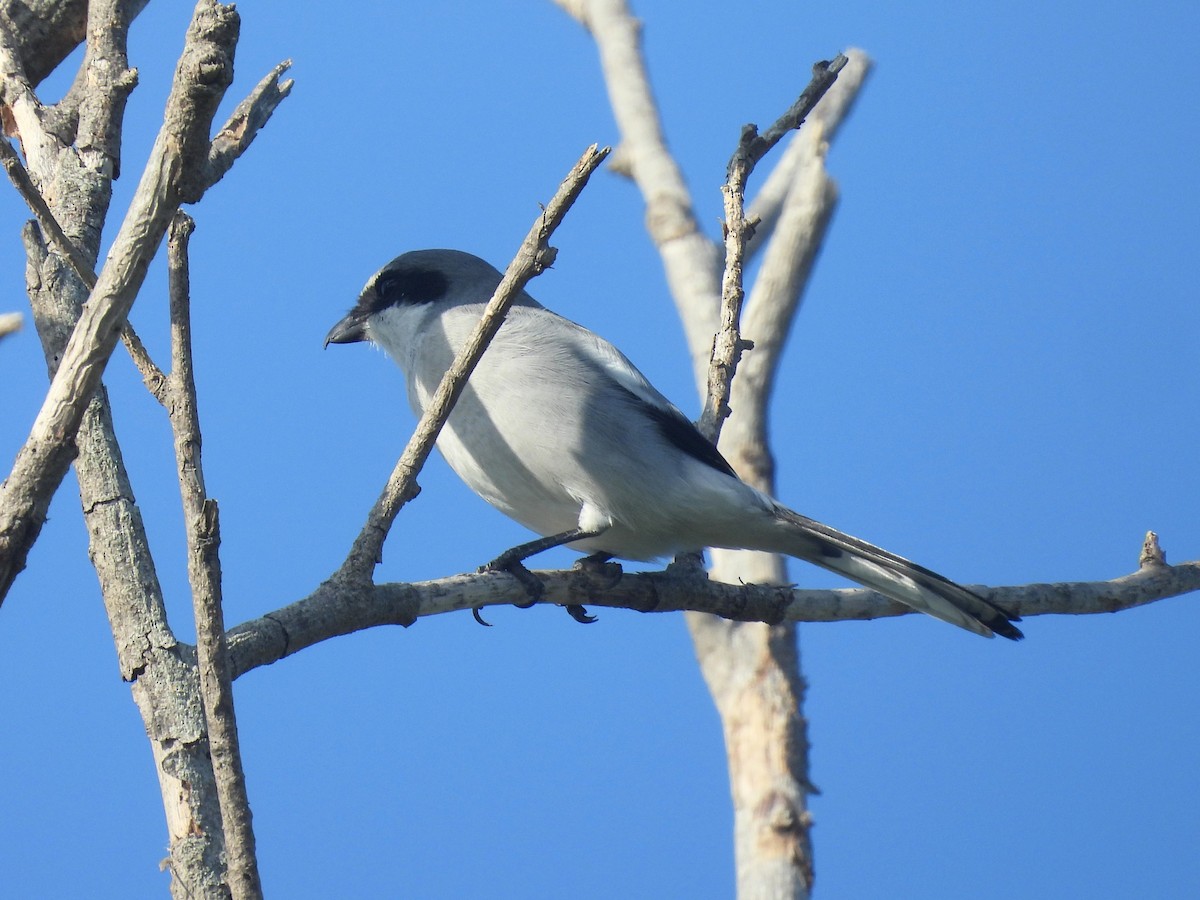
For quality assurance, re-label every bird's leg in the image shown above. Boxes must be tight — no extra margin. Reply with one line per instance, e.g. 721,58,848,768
485,527,606,576
478,528,608,620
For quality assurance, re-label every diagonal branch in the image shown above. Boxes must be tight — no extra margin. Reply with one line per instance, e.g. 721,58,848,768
0,133,168,392
336,143,611,582
726,56,848,180
204,59,293,189
0,54,290,401
745,49,871,258
698,54,847,443
0,135,95,281
0,19,55,170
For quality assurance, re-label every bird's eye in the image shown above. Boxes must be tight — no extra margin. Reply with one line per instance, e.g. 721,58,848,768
374,274,397,300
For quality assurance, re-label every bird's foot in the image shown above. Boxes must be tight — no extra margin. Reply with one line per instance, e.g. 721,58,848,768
480,550,545,609
478,548,610,624
559,553,622,624
573,552,623,589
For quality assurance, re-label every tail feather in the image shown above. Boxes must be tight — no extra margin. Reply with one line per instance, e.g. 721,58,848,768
770,508,1023,640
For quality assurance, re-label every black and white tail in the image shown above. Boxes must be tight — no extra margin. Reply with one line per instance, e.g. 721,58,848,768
770,507,1023,639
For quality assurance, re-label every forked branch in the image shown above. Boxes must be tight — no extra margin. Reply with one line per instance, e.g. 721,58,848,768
0,1,291,607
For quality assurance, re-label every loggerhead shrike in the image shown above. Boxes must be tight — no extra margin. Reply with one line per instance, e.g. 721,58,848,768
326,249,1021,639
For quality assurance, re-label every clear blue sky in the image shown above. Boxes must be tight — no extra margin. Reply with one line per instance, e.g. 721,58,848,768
1,2,1197,897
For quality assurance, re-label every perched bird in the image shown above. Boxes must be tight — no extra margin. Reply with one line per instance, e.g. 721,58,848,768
326,249,1022,639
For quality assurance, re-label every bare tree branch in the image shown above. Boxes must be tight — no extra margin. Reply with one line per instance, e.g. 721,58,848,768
5,3,285,893
720,53,870,495
684,79,856,893
205,59,293,189
0,0,150,88
698,55,847,442
336,143,611,582
225,543,1200,679
745,49,871,258
0,20,55,168
552,5,867,896
0,135,94,281
0,0,290,607
0,0,86,88
164,213,262,900
685,58,847,896
8,4,230,888
22,220,230,899
553,0,724,380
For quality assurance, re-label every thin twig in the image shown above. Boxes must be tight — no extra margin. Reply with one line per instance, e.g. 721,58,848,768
0,311,20,340
0,134,168,394
338,144,612,581
737,129,837,429
729,55,849,178
165,213,262,900
0,135,96,283
745,49,871,260
698,54,847,443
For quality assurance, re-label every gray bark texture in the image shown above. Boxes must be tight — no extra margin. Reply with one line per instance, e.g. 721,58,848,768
1,1,287,896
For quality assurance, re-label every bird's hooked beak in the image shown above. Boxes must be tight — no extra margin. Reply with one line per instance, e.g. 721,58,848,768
324,311,369,348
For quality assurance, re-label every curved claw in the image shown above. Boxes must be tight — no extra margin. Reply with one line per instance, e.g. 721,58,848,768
472,607,493,627
565,604,598,624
